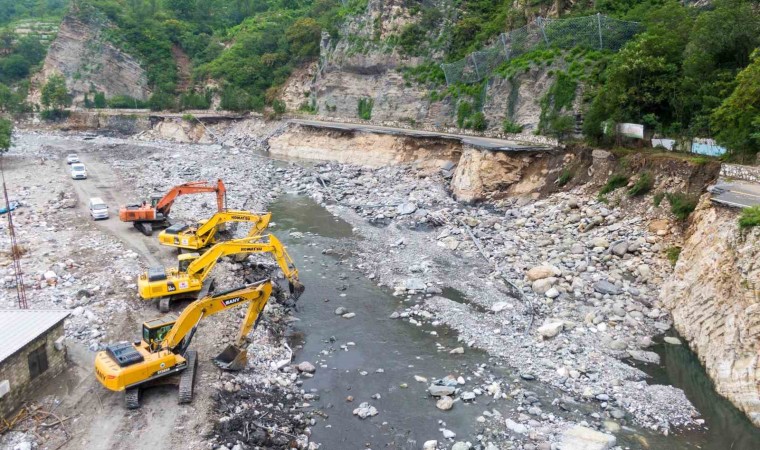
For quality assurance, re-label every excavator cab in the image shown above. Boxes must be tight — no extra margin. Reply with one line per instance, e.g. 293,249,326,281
177,253,200,273
143,316,178,351
150,195,162,208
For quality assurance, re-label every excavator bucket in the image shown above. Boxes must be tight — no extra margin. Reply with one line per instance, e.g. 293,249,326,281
213,345,248,371
289,281,305,300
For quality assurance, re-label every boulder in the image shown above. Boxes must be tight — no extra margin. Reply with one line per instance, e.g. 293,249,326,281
429,384,456,397
594,280,621,295
505,418,528,434
526,265,560,281
559,425,616,450
538,321,564,339
397,203,417,215
436,396,454,411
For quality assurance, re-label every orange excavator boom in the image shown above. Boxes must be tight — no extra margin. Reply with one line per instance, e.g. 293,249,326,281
120,179,226,236
155,179,226,216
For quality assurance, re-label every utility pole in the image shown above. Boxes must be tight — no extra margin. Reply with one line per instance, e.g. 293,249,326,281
1,158,27,309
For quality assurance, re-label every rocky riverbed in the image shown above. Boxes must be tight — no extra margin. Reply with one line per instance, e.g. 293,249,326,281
2,127,755,450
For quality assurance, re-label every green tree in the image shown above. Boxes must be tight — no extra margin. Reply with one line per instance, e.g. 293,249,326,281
0,117,10,152
286,18,321,61
93,91,107,108
712,50,760,159
40,74,71,111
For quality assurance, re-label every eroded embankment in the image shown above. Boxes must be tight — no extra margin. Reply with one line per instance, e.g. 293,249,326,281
661,199,760,427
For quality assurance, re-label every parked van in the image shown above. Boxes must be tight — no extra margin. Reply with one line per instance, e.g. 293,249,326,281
89,197,109,220
71,163,87,180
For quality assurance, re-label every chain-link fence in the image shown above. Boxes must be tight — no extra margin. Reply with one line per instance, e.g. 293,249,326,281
441,13,641,85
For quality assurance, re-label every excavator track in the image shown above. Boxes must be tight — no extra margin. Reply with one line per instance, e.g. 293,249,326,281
178,351,197,404
125,388,140,409
159,297,171,313
134,222,153,236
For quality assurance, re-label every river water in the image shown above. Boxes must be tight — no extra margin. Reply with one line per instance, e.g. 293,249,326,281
269,194,760,449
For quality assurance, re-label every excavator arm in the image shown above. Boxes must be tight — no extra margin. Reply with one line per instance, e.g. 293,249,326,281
155,179,226,217
186,235,303,297
195,210,272,239
162,282,273,352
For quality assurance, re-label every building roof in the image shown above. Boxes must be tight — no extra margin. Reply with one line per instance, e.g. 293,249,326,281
0,310,70,364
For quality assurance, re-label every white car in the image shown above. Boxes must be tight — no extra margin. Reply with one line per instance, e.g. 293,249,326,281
71,163,87,180
89,197,109,220
66,153,80,164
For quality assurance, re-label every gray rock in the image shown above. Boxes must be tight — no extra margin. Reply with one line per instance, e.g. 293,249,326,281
297,361,316,373
538,321,564,339
397,203,417,215
628,350,661,364
594,280,622,295
334,307,348,315
429,384,456,397
505,418,528,434
405,278,427,291
608,339,628,351
451,443,470,450
520,373,536,381
610,241,628,257
664,336,682,345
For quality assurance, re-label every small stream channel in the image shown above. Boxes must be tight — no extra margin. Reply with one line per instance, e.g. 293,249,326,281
269,194,760,449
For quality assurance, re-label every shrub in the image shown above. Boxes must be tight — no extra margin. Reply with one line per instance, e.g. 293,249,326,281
182,114,195,122
666,193,698,220
558,167,573,187
91,92,104,108
272,99,286,115
108,95,147,109
358,97,373,120
600,174,629,195
471,112,487,131
179,92,211,110
148,92,176,111
666,246,682,266
503,120,524,134
40,110,70,121
653,192,665,207
628,172,654,197
738,206,760,228
457,101,473,128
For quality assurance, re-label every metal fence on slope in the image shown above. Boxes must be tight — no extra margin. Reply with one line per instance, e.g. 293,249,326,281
441,13,641,85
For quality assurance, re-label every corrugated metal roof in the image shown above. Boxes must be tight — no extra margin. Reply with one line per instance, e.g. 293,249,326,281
0,309,70,364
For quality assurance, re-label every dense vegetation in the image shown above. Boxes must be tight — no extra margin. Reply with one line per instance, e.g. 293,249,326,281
0,0,67,26
75,0,352,111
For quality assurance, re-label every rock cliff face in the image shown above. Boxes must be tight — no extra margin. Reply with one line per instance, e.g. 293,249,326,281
660,200,760,427
290,0,576,132
31,13,150,105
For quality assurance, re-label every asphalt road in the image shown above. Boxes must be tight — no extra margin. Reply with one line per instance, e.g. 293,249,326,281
289,118,554,152
710,181,760,208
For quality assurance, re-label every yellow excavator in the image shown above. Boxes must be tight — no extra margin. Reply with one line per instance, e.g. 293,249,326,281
157,210,272,251
138,234,303,312
95,281,286,409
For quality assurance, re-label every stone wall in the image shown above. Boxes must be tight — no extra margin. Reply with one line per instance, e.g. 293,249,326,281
720,163,760,183
660,198,760,427
0,324,67,418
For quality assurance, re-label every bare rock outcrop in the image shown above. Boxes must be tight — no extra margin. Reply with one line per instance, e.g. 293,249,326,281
31,12,150,105
660,198,760,426
451,147,535,202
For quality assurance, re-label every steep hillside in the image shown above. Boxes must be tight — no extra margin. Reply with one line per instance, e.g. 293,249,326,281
30,11,150,105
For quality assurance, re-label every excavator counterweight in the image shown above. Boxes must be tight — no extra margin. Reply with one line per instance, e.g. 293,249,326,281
119,180,226,236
